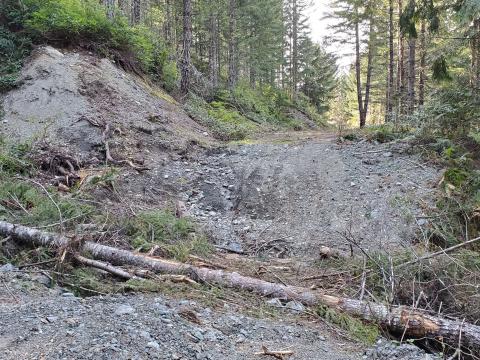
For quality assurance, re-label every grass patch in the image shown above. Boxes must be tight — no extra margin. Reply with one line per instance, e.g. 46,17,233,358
185,94,257,141
316,305,379,345
0,179,94,228
126,210,212,261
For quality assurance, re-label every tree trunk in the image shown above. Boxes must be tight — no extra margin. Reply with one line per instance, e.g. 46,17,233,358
396,0,406,115
227,0,238,90
103,0,115,19
292,0,298,95
180,0,192,94
407,36,416,114
362,20,375,126
164,0,173,47
132,0,141,24
385,0,395,122
418,20,426,107
354,8,365,128
2,220,480,355
208,12,219,89
471,18,480,93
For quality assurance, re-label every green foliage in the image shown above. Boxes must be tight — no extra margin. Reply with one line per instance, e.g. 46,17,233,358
316,305,379,345
413,78,479,138
126,210,212,261
0,0,177,91
185,94,256,141
0,26,32,92
431,56,451,81
364,124,411,143
0,140,33,175
300,42,338,114
0,179,94,228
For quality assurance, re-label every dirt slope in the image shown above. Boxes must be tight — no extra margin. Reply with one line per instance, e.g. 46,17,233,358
1,46,210,161
155,134,440,258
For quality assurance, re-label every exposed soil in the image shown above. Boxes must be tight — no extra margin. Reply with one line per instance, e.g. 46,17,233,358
152,133,440,258
1,46,210,162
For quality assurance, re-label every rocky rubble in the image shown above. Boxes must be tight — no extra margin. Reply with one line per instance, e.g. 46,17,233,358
0,266,443,359
158,138,440,258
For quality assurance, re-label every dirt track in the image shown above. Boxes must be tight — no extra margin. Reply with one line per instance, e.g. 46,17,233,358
154,132,440,259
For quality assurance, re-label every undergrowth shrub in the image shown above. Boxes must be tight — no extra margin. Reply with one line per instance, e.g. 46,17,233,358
413,78,479,139
0,0,177,92
0,26,32,91
184,94,255,140
316,305,379,345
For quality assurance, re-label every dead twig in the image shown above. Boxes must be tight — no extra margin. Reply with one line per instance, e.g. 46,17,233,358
18,177,64,233
74,254,136,280
302,270,352,281
102,123,149,171
396,236,480,269
255,345,293,360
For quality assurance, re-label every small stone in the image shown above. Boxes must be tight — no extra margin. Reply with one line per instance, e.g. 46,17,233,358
235,335,246,344
114,304,135,316
146,341,160,350
191,330,204,342
285,301,305,312
0,263,16,272
266,298,282,307
164,174,169,179
350,182,356,187
383,152,393,157
46,316,58,323
417,218,428,226
223,242,243,253
62,292,75,298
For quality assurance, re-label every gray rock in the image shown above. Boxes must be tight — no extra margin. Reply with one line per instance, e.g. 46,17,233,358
146,341,160,350
114,304,135,316
191,330,204,343
285,301,305,312
46,316,58,323
0,263,17,272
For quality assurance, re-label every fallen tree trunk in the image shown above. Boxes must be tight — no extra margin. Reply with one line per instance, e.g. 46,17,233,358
1,220,479,354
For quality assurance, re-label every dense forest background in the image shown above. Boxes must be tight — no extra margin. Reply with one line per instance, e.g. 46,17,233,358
1,0,479,137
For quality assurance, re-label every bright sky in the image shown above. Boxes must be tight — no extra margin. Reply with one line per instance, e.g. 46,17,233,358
307,0,354,70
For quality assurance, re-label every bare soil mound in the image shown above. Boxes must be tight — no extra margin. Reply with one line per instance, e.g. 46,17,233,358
1,46,209,162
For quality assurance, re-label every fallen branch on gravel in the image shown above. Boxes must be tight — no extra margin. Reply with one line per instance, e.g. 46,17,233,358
1,220,480,355
255,345,293,359
74,255,137,280
396,236,480,269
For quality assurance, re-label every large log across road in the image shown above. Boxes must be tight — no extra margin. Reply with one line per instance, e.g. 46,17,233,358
1,220,478,355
